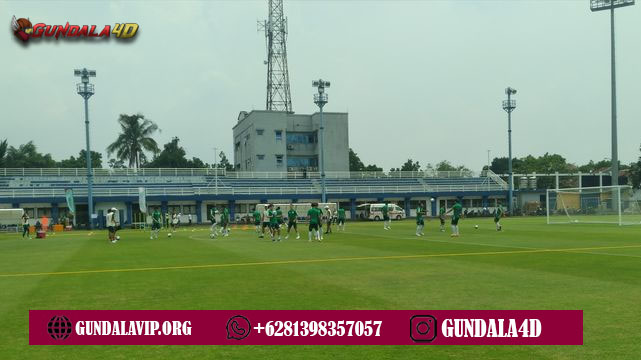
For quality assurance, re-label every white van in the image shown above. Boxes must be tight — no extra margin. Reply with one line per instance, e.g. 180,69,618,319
356,203,406,221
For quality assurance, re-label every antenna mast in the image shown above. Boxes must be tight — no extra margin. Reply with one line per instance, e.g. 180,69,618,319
259,0,293,112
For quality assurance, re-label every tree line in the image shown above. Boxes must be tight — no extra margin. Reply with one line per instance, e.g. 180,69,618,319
0,114,233,171
0,113,639,188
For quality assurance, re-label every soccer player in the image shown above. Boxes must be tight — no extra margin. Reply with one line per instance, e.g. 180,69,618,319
382,202,391,230
415,204,425,237
151,208,162,239
270,205,281,241
337,207,346,231
439,205,446,232
261,204,273,239
494,205,503,231
220,205,230,237
106,208,119,243
307,202,322,242
171,212,178,233
21,211,30,239
447,199,463,237
285,204,300,240
252,206,262,235
188,213,192,226
276,206,284,230
209,206,218,238
324,206,333,234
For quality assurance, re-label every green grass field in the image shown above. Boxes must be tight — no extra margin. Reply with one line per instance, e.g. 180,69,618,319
1,217,641,359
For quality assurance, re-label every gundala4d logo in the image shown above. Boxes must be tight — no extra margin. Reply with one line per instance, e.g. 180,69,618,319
11,15,138,43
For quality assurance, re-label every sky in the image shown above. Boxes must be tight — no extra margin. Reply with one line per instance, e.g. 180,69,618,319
1,0,640,172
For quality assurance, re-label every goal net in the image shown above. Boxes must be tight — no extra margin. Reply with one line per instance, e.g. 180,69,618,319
547,185,641,226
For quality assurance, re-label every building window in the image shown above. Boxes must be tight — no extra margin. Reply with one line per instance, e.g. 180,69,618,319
275,130,283,141
257,154,265,160
256,129,264,135
276,154,284,167
287,156,318,168
286,132,316,144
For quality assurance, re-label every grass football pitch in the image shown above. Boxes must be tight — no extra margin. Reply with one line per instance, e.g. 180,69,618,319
1,217,640,359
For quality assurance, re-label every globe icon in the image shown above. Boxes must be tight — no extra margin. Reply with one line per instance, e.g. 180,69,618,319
47,315,72,340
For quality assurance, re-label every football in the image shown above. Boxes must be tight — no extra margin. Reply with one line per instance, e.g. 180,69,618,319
210,233,215,239
168,233,172,237
116,235,121,240
474,225,479,229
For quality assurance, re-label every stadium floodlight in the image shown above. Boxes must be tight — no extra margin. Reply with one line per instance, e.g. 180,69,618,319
502,87,517,214
313,79,330,203
590,0,634,192
74,68,96,229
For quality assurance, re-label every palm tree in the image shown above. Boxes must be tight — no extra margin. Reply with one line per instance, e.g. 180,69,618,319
0,139,7,167
106,114,160,169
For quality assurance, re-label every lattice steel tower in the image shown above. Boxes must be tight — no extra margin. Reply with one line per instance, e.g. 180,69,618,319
259,0,293,112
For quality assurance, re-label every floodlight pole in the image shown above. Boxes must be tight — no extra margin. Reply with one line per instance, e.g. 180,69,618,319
502,87,517,214
75,68,96,229
214,147,219,195
609,6,619,188
591,0,635,187
313,79,330,203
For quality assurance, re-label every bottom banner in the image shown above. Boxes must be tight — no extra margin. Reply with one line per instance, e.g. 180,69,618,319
29,310,582,345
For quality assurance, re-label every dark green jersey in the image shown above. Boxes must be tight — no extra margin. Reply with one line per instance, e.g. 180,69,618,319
439,207,446,216
287,209,297,221
382,204,389,216
276,209,283,220
338,208,345,219
416,207,424,222
210,209,217,221
253,210,261,222
452,203,463,218
495,207,503,219
152,210,161,223
268,209,277,224
307,208,321,225
222,208,229,221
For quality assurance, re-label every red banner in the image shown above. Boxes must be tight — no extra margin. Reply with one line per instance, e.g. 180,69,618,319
29,310,582,345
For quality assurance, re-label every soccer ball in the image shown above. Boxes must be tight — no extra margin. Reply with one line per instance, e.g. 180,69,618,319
210,233,215,239
474,225,479,229
168,233,172,237
116,235,121,240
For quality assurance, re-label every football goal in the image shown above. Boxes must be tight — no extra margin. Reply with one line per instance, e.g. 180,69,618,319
547,185,641,226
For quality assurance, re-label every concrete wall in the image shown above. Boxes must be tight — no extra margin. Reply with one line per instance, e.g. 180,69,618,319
233,110,349,172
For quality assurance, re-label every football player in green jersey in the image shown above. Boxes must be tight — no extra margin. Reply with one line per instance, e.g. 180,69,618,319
252,206,262,235
337,207,346,231
285,204,300,240
151,208,162,239
494,205,503,231
307,202,322,242
446,199,463,237
269,205,280,241
382,202,391,230
439,205,446,232
415,205,425,237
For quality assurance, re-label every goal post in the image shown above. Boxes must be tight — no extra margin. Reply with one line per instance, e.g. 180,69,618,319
546,185,641,226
